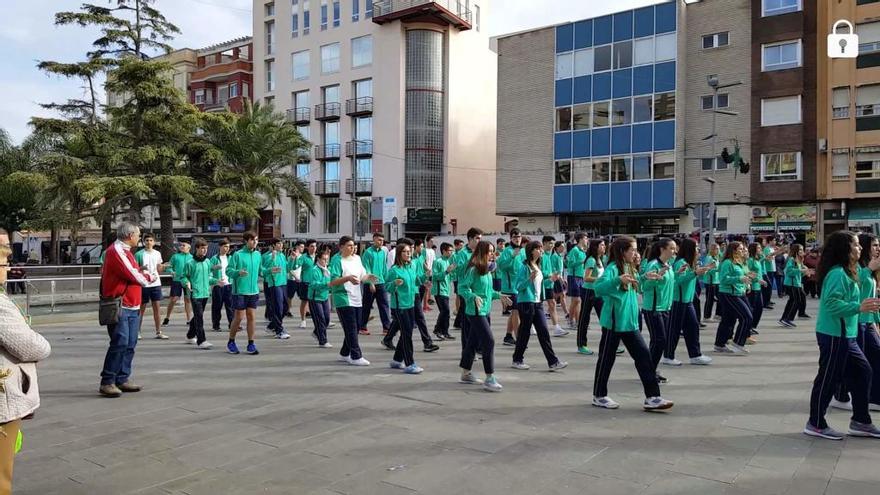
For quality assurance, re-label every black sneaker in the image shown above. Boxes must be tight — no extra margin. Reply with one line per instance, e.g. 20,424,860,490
798,314,812,319
656,374,668,384
424,344,440,352
212,327,221,332
699,322,707,328
503,334,516,346
381,339,395,351
442,333,455,340
433,331,446,341
284,312,294,318
751,329,759,335
162,317,170,326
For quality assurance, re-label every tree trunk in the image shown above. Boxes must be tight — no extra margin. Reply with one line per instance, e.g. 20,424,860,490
101,215,112,249
158,199,175,260
49,227,60,265
70,226,79,264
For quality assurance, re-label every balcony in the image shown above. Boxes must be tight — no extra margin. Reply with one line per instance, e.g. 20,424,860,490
345,178,373,196
286,107,311,124
314,102,341,121
372,0,472,30
314,180,341,196
346,97,374,116
315,144,341,160
345,140,373,157
296,147,311,163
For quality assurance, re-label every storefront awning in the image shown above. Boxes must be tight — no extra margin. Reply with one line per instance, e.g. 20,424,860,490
750,222,814,232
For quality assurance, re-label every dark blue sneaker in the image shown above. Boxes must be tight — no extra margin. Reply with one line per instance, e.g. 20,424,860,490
227,341,240,354
246,343,259,355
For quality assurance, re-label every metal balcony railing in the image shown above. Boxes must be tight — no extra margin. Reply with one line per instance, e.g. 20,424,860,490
372,0,472,29
315,102,341,121
345,178,373,196
345,140,373,157
346,97,374,116
314,180,341,196
286,107,311,123
315,144,341,160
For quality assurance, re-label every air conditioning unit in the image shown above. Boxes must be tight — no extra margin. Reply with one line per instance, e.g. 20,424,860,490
752,207,768,217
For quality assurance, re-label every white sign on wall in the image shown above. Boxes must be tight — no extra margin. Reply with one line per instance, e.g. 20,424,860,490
382,197,397,224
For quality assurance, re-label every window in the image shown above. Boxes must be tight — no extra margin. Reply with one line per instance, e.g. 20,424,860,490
858,22,880,55
296,163,310,180
297,123,310,141
702,32,729,49
266,2,275,16
321,43,340,73
701,157,724,171
475,4,481,31
762,0,801,17
265,20,275,55
654,92,675,121
592,158,610,182
556,53,573,79
355,116,372,140
321,0,328,30
292,13,299,37
612,98,631,126
324,160,339,181
294,201,309,233
266,60,275,92
857,84,880,117
762,40,801,71
832,151,850,180
655,33,676,62
555,160,571,184
324,120,339,144
633,96,652,123
573,104,591,129
322,85,339,103
354,78,372,98
634,38,653,65
574,49,593,77
356,158,372,179
856,152,880,183
304,0,311,34
352,0,359,21
292,50,310,80
653,152,675,179
611,156,631,181
701,93,729,110
293,90,309,109
556,107,572,132
264,96,275,107
333,0,340,27
194,89,206,104
572,158,591,183
632,155,651,180
593,101,610,127
833,87,850,119
716,218,728,231
613,41,633,70
594,45,612,72
365,0,372,17
352,35,373,68
761,152,801,181
761,95,801,126
323,197,338,233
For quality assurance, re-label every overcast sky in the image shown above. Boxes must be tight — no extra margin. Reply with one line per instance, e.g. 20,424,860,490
0,0,658,143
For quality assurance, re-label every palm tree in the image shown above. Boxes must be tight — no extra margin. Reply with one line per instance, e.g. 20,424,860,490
203,99,314,232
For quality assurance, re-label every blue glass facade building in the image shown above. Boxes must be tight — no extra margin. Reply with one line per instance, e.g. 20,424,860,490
552,2,678,216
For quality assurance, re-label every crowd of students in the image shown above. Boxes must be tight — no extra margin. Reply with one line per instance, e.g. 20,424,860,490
117,226,880,438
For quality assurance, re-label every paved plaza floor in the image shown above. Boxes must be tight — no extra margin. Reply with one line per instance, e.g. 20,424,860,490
14,298,880,495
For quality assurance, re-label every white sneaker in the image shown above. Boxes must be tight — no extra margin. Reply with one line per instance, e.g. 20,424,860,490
459,372,484,385
644,396,674,411
337,354,350,363
275,332,291,340
553,325,570,337
549,360,568,371
511,361,531,370
729,343,749,355
185,337,197,345
319,342,333,348
689,355,713,365
830,398,854,411
349,357,371,366
530,327,537,336
299,320,308,329
592,396,620,409
389,360,404,370
328,322,336,328
483,376,503,392
660,357,683,367
197,341,213,350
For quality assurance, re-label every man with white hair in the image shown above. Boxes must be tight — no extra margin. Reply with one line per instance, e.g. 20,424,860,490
99,222,154,397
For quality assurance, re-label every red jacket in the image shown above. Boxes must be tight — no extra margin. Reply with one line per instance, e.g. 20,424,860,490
100,241,152,309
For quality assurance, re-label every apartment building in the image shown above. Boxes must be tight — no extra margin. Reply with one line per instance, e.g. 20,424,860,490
190,37,254,112
817,0,880,237
680,0,753,236
497,1,686,236
253,0,501,240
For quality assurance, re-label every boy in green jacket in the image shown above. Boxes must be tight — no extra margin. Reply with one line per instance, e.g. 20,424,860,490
163,241,193,327
360,232,392,336
183,238,218,349
496,229,525,347
226,232,263,355
262,238,289,340
432,243,455,341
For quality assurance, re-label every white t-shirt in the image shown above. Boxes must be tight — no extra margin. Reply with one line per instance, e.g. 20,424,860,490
139,249,163,288
385,246,395,270
531,269,543,303
425,247,436,270
340,254,368,307
217,254,229,284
